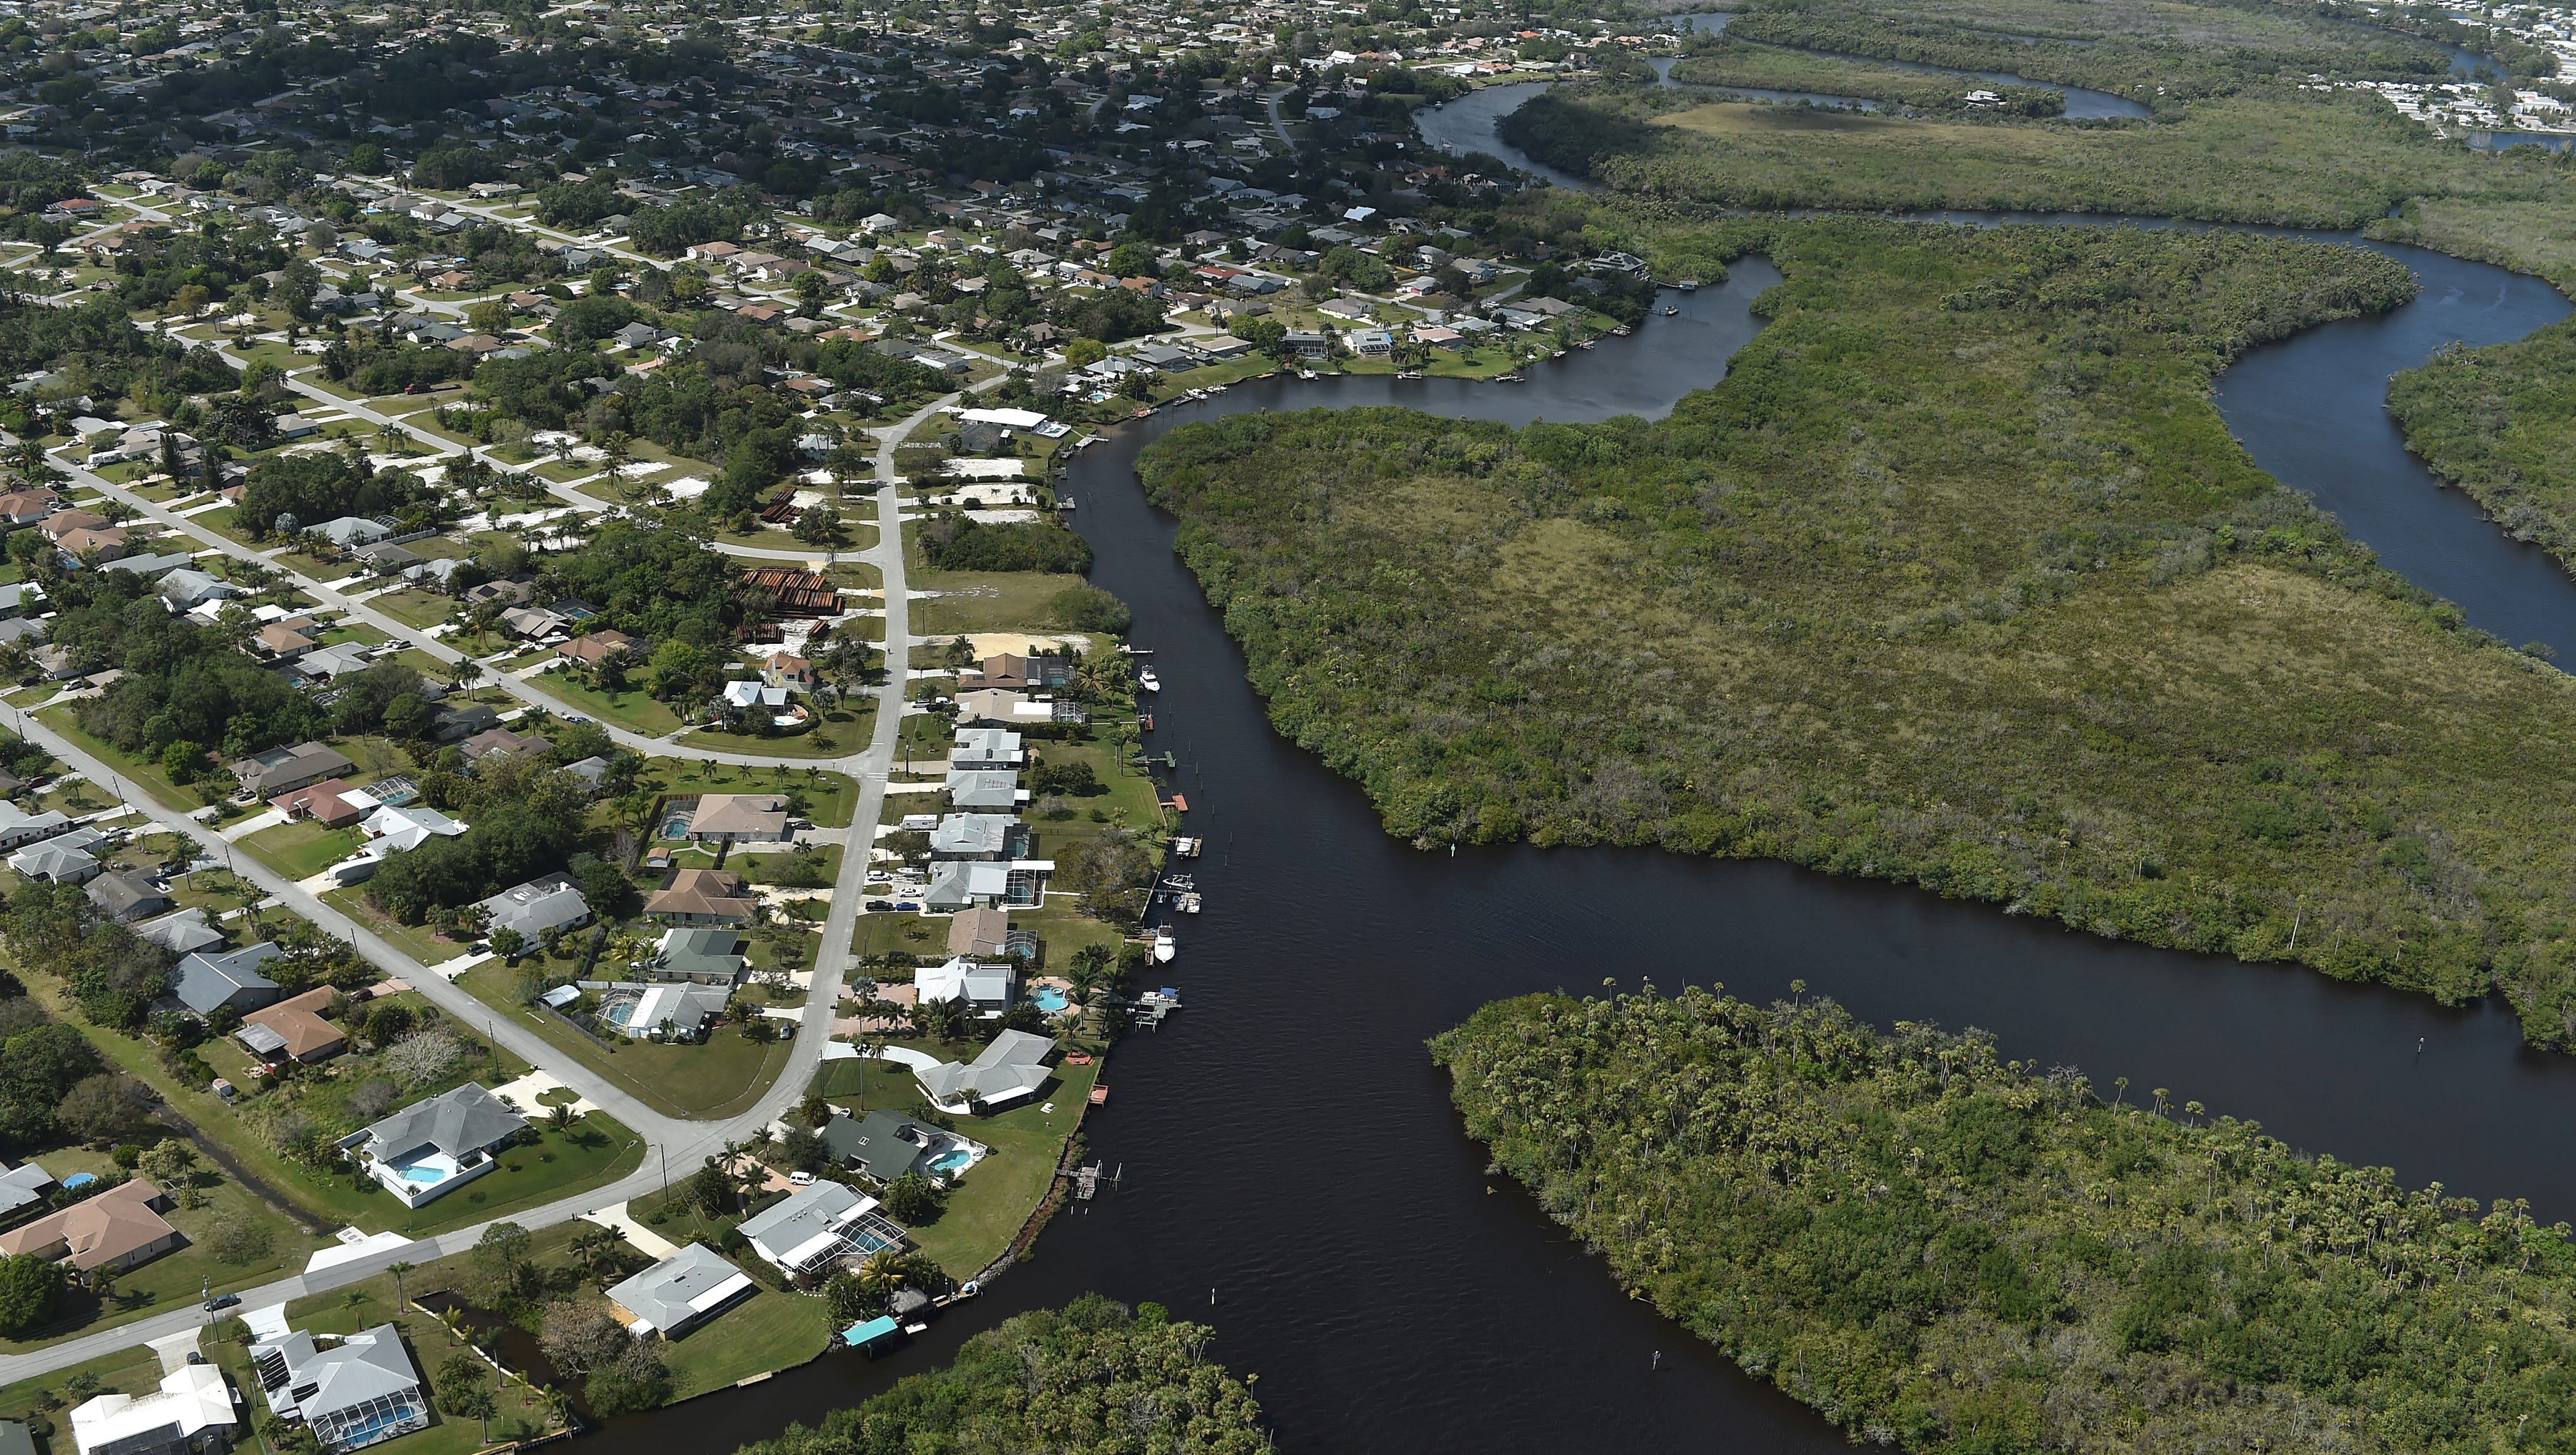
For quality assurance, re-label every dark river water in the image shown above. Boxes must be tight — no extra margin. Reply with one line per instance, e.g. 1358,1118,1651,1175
611,75,2576,1455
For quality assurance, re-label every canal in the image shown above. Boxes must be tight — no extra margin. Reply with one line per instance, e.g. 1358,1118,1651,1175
611,79,2576,1455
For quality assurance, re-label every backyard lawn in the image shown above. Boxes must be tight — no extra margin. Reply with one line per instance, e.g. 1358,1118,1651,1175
323,888,472,964
660,1288,834,1398
678,705,869,760
635,758,859,829
455,965,797,1120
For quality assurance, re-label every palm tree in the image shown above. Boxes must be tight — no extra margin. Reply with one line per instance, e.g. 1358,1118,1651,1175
389,1260,416,1311
857,1247,908,1300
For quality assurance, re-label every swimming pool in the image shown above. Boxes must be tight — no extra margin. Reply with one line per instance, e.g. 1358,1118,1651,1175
400,1166,445,1185
932,1150,973,1175
599,993,640,1028
1030,988,1068,1013
60,1172,92,1190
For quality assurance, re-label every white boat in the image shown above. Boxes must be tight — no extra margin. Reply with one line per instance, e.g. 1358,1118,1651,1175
1153,929,1176,962
1060,496,1077,511
1177,892,1202,914
1136,667,1162,693
1171,836,1201,856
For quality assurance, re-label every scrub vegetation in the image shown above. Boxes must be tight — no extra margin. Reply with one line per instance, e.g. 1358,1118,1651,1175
1436,986,2576,1454
2386,320,2576,577
1667,42,2065,117
1139,217,2576,1048
736,1295,1268,1455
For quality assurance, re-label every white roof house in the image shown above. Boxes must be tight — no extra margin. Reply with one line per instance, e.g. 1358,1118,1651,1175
364,804,467,853
605,1243,756,1338
70,1363,235,1455
248,1323,428,1451
916,956,1014,1010
736,1181,906,1278
916,1029,1055,1114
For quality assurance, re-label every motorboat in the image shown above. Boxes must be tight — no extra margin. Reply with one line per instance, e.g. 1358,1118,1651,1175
1153,929,1176,962
1677,279,1700,292
1177,892,1203,914
1137,667,1163,692
1171,836,1201,856
1662,305,1680,315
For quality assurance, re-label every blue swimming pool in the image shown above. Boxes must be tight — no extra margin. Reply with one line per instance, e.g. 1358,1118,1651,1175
1030,988,1068,1012
933,1150,973,1174
60,1172,92,1190
400,1166,446,1185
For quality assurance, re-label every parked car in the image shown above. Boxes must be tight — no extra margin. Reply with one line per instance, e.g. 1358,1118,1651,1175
789,1171,815,1186
204,1293,240,1312
865,899,894,912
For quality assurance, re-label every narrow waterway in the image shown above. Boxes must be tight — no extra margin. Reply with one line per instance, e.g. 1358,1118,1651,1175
611,68,2576,1455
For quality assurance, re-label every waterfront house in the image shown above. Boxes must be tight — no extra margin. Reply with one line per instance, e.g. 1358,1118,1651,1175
737,1180,907,1281
829,1109,985,1185
477,877,591,942
648,926,747,984
0,1180,182,1274
952,687,1056,726
231,743,356,798
69,1363,233,1455
923,860,1013,911
949,728,1023,771
348,1082,527,1207
643,868,759,924
606,1243,756,1339
248,1323,429,1452
957,653,1071,692
238,987,344,1066
915,1029,1055,1114
170,942,283,1017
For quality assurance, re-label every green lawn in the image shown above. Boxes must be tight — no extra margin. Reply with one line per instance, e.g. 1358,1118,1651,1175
370,589,456,632
323,888,472,964
678,708,869,760
240,817,369,880
454,966,797,1119
909,569,1088,637
388,1112,645,1238
31,709,220,813
661,1287,834,1398
522,671,686,736
814,1043,1099,1278
635,758,859,829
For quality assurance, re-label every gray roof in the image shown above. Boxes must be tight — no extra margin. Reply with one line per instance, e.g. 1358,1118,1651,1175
917,1029,1053,1106
170,942,283,1014
652,928,743,981
604,1243,753,1337
944,770,1019,810
930,814,1016,857
138,908,226,955
0,1162,53,1219
477,877,590,938
819,1110,936,1184
737,1180,864,1263
86,870,172,918
7,843,94,881
252,1323,421,1422
361,1083,525,1163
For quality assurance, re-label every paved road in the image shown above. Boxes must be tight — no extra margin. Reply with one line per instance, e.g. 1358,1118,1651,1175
0,394,938,1385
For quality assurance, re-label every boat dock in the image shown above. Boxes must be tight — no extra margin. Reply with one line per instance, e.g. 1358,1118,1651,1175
1071,1163,1124,1200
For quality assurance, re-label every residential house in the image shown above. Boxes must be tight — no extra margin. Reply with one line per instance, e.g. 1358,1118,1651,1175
0,489,57,526
137,909,225,957
718,680,791,718
238,987,344,1066
52,526,130,564
459,726,550,764
500,606,565,640
930,814,1023,862
949,729,1023,771
156,568,236,613
313,517,389,549
947,907,1010,959
248,1323,429,1451
916,956,1015,1014
622,983,732,1041
362,804,465,853
689,794,791,844
0,803,71,850
924,860,1019,911
643,868,759,924
819,1109,980,1186
0,582,44,619
255,624,316,659
170,942,283,1016
952,687,1057,726
270,779,374,828
736,1180,907,1281
915,1029,1055,1114
68,1363,234,1455
9,839,99,884
605,1243,756,1339
477,878,591,942
648,926,746,984
943,770,1023,812
0,1162,52,1223
86,871,173,924
1281,330,1330,358
762,653,814,692
429,704,502,742
556,630,637,669
231,743,356,798
955,653,1071,692
0,1179,182,1274
347,1082,528,1208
